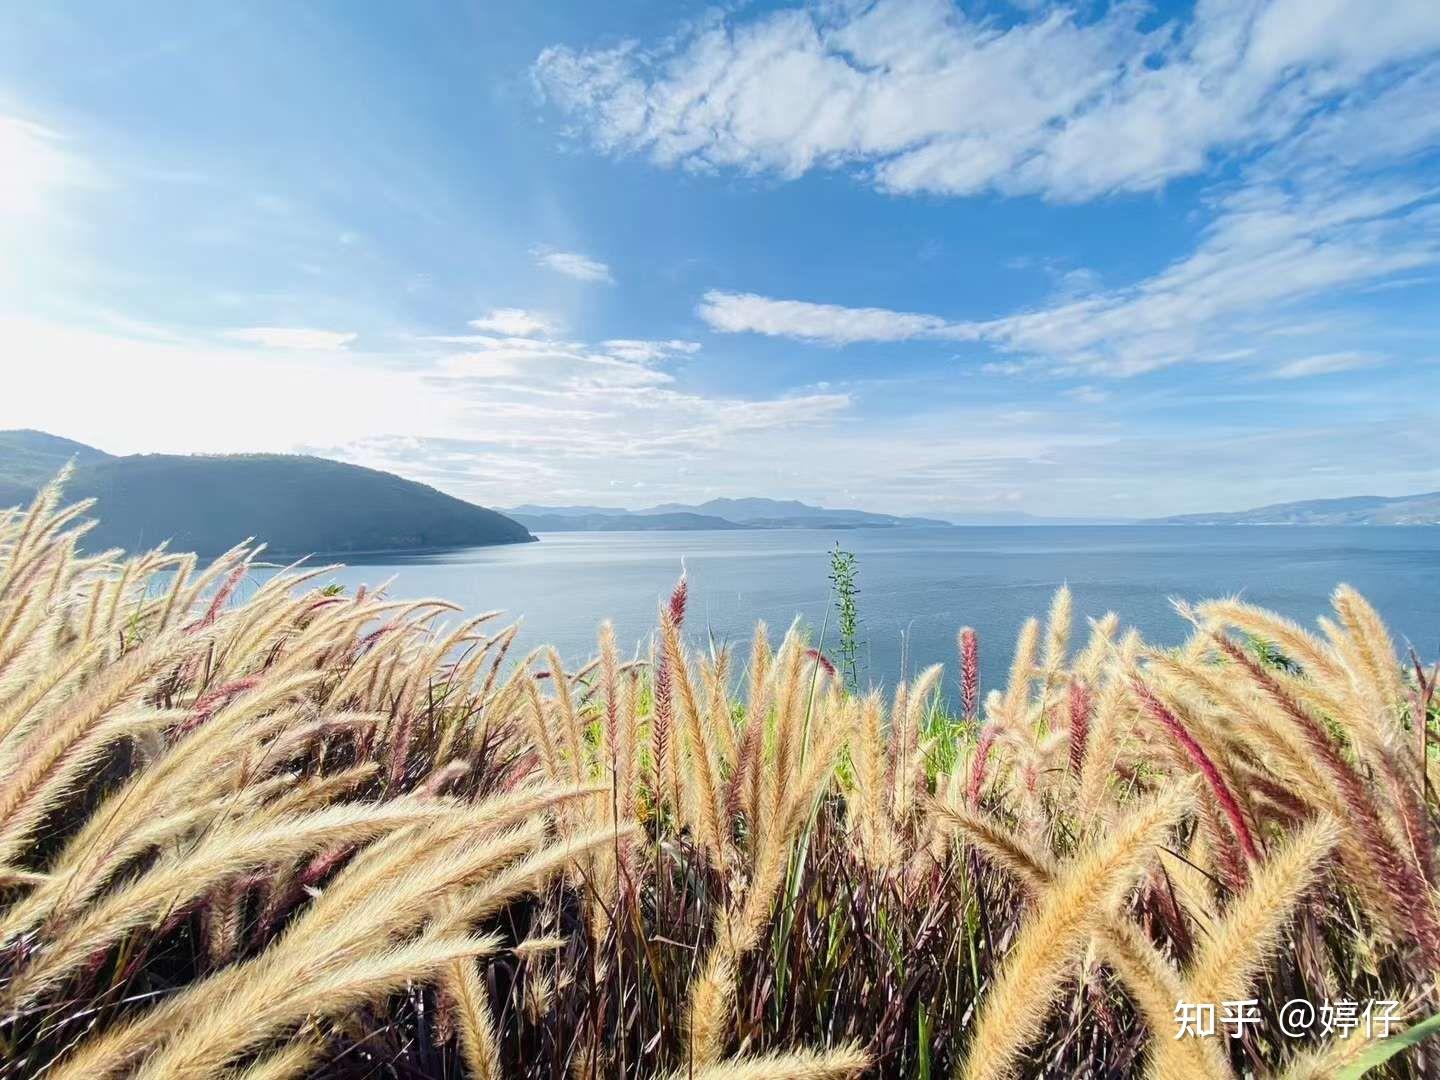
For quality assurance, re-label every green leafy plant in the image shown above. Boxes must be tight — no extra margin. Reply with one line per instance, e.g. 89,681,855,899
829,543,861,693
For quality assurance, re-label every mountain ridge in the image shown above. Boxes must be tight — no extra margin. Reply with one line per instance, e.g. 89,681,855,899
0,431,535,555
505,496,952,532
1150,491,1440,525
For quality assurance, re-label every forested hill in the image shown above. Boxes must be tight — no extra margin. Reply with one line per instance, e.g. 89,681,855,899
0,431,534,556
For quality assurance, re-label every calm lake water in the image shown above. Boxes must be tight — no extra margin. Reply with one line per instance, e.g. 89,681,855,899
271,527,1440,698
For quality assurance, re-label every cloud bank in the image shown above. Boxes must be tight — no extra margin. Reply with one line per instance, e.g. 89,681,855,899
535,0,1440,201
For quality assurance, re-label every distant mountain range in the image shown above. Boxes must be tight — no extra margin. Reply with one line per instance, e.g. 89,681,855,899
0,430,535,555
7,431,1436,558
509,510,749,532
508,490,1440,531
503,498,953,532
1151,491,1440,525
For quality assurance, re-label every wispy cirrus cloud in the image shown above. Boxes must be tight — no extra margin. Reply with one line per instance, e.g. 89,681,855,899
601,338,700,362
698,172,1440,377
976,179,1440,376
224,327,357,350
1266,352,1384,379
434,333,676,389
531,246,614,283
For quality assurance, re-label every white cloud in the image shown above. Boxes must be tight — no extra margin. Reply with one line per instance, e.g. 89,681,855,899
545,5,1440,382
700,175,1440,376
468,308,554,336
600,338,701,362
697,289,966,345
535,0,1440,201
1267,351,1383,379
532,247,614,283
435,333,674,389
2,311,851,505
8,310,1434,519
977,179,1439,375
225,327,357,350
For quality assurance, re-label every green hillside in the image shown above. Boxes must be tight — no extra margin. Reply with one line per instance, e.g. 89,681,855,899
0,430,114,507
0,432,534,556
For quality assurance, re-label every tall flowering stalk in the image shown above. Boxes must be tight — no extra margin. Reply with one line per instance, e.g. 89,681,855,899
1067,679,1090,775
1131,678,1259,864
959,626,979,721
651,573,687,806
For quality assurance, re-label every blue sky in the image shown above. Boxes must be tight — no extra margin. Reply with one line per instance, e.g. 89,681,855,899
2,0,1438,518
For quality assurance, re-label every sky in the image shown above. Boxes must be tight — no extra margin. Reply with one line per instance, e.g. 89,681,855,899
2,0,1438,519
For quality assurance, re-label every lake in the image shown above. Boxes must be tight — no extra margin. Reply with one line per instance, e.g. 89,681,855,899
282,526,1440,699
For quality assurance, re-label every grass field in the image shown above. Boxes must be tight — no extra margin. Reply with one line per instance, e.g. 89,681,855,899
2,477,1437,1078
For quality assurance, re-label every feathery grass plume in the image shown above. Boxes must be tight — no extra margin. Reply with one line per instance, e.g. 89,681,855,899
546,647,588,785
1074,611,1119,685
934,794,1229,1077
1185,815,1341,1006
1067,677,1091,775
597,619,623,777
43,790,593,1079
733,722,843,952
1212,631,1440,969
966,721,1000,808
729,622,772,827
1130,676,1260,864
1,801,454,1011
661,609,728,864
849,690,896,866
961,781,1196,1080
892,663,942,826
9,671,329,915
50,822,552,1080
0,704,177,867
686,944,739,1067
0,625,186,826
1001,616,1039,725
130,931,504,1080
929,800,1053,892
1099,917,1235,1080
705,644,738,768
652,636,679,815
1040,584,1072,692
596,620,641,890
662,1044,869,1080
1332,583,1406,712
1144,641,1339,830
224,1035,326,1080
651,572,687,805
522,671,562,781
445,954,503,1080
1194,597,1341,682
958,625,979,721
766,623,810,826
444,823,637,929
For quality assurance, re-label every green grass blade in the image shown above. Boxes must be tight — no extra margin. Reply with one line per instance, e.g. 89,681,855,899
1334,1011,1440,1078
